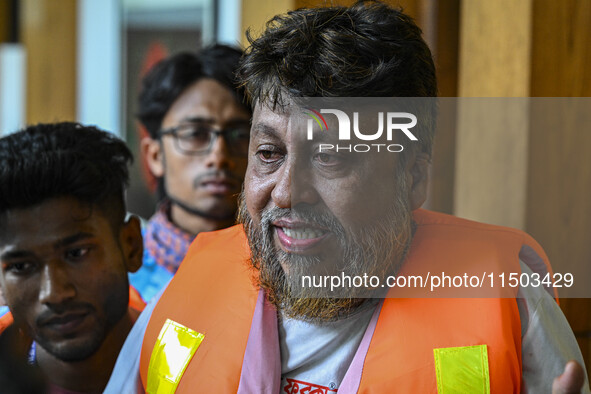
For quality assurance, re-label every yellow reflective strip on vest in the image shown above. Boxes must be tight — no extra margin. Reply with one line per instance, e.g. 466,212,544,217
147,319,204,394
433,344,490,394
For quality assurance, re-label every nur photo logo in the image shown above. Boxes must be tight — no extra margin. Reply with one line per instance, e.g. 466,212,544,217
304,108,418,153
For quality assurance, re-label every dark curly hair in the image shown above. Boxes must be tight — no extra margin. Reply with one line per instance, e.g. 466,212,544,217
138,44,251,139
0,122,133,228
239,0,437,156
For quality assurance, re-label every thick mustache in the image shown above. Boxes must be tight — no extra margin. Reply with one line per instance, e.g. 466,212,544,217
36,303,94,327
192,170,241,188
261,206,345,236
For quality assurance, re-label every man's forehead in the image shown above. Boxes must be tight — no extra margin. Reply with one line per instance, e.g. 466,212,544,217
252,99,322,137
253,99,296,119
0,198,108,245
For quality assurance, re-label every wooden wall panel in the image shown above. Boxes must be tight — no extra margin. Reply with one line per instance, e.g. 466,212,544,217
530,0,591,97
458,0,533,97
424,0,459,214
293,0,417,17
454,0,533,229
526,100,591,372
20,0,76,123
430,0,459,98
527,0,591,373
0,0,10,43
455,0,591,374
295,0,355,8
240,0,294,47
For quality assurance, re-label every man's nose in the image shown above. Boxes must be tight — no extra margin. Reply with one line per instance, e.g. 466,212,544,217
38,262,76,306
271,158,319,209
204,134,233,170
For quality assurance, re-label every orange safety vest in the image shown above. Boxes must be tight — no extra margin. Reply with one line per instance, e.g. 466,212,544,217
140,209,556,393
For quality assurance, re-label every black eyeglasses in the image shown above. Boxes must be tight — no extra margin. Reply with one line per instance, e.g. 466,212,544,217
160,121,251,156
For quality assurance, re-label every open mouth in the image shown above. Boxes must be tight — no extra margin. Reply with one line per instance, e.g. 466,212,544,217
280,227,326,239
273,219,329,251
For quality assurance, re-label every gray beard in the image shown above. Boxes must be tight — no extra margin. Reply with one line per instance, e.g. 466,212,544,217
238,177,413,322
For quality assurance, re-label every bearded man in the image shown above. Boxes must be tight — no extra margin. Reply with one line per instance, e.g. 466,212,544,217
133,2,588,392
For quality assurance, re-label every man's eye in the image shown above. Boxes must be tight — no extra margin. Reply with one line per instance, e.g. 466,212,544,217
186,129,211,142
257,150,282,162
314,152,340,166
4,261,35,275
65,247,90,260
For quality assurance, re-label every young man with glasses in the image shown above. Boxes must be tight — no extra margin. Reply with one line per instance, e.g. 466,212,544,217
131,45,252,301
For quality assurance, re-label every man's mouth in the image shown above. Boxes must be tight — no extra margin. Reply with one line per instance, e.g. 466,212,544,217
40,311,90,335
280,227,325,239
273,219,329,251
199,177,238,195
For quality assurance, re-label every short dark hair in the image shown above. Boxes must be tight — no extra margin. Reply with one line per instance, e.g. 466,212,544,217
138,44,251,139
0,122,133,228
239,0,437,156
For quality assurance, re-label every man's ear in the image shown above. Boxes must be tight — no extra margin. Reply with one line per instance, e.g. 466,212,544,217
407,152,430,211
141,136,164,178
119,215,143,273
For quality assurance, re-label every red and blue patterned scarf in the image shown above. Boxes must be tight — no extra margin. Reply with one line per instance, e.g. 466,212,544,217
143,202,195,274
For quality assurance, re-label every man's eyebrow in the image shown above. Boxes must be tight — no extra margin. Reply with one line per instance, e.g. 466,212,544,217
181,117,250,127
0,249,35,261
181,116,214,124
53,232,95,250
251,123,280,139
0,233,95,261
309,128,339,144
